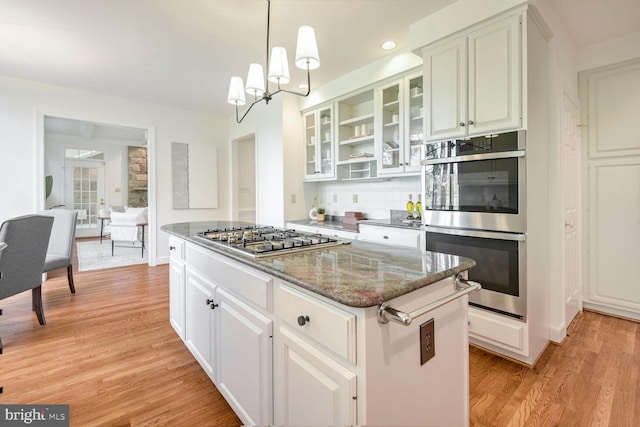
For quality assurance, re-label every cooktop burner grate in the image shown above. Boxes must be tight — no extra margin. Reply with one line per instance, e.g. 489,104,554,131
193,225,348,258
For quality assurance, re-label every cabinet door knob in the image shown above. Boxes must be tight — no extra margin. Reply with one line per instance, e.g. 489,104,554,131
297,315,310,326
169,246,176,251
206,298,218,309
459,122,466,127
468,120,475,125
383,235,389,240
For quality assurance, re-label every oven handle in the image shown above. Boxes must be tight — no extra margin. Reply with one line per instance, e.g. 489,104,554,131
425,226,526,241
421,149,525,166
377,274,482,325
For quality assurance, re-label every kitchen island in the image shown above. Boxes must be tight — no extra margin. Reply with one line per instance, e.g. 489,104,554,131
162,221,477,426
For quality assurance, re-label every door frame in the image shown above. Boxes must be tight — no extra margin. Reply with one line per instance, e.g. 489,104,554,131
230,133,258,223
35,111,157,266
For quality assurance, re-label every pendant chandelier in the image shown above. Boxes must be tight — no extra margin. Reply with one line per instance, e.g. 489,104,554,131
227,0,320,123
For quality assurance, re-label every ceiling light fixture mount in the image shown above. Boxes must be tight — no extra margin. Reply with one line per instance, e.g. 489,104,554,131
227,0,320,123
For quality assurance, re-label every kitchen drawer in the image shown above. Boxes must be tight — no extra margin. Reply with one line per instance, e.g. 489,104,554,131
358,224,421,249
186,243,272,312
468,308,526,352
169,236,185,260
278,284,356,364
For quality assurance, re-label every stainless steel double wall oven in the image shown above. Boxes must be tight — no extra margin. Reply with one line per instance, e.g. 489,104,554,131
421,130,527,320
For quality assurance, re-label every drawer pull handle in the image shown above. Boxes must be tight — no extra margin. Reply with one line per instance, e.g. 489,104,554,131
297,315,310,326
383,235,389,240
378,274,481,325
169,246,176,250
206,299,219,309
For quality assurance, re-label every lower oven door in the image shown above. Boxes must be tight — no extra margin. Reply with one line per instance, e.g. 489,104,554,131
425,226,526,320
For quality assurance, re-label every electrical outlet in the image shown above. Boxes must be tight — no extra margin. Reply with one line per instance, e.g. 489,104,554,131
290,194,296,204
352,194,358,203
420,318,435,365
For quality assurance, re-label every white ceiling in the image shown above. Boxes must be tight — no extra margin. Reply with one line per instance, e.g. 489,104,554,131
2,0,640,117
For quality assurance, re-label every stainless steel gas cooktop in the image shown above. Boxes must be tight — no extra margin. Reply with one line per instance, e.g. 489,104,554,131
194,225,349,258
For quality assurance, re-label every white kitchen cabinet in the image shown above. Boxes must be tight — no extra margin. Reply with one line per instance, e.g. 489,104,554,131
336,89,377,180
185,267,217,381
275,283,357,425
276,325,357,426
184,242,273,426
424,14,522,140
164,233,471,425
304,105,335,181
358,224,422,249
216,288,273,426
468,307,528,355
378,72,424,176
168,236,186,341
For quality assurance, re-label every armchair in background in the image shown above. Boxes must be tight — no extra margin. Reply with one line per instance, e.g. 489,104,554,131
38,209,78,293
109,207,147,258
0,215,54,340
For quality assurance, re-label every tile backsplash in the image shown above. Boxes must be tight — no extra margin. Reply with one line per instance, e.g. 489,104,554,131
310,175,421,220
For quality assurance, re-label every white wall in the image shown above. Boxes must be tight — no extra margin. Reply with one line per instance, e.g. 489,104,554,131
311,176,421,220
0,73,230,265
228,95,306,227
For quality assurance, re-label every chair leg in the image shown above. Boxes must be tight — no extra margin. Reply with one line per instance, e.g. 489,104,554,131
112,240,114,256
32,286,46,325
67,264,76,294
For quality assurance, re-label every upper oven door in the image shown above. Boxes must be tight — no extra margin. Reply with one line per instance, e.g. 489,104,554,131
421,133,526,233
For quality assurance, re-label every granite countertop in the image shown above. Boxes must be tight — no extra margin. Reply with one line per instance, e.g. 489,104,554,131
287,219,358,234
162,221,475,308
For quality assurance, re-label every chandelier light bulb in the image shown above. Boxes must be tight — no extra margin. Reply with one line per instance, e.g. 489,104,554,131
295,26,320,70
227,76,246,105
245,63,265,96
268,47,290,84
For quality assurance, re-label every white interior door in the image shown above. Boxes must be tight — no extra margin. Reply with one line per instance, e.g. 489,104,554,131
581,59,640,320
561,90,582,326
65,159,105,238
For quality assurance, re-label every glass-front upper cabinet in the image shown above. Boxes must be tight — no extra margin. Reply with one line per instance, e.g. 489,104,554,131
379,79,402,174
378,72,424,176
304,105,335,181
405,73,424,173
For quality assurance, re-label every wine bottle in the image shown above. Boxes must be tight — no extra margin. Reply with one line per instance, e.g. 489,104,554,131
406,194,414,220
415,194,422,220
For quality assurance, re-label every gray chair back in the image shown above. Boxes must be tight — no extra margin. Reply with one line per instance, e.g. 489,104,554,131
37,209,78,266
0,215,54,300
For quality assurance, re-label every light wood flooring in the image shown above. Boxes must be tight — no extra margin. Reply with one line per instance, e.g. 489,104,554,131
0,248,638,426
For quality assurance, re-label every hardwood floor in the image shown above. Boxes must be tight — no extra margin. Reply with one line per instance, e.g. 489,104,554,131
469,311,640,426
1,253,638,426
0,259,240,426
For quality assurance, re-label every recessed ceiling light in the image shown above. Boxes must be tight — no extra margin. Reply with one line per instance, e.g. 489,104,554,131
381,41,397,50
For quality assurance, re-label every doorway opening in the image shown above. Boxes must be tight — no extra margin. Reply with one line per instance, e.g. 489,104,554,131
38,113,156,266
232,134,257,223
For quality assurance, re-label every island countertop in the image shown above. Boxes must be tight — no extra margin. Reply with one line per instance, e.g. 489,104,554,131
161,221,476,308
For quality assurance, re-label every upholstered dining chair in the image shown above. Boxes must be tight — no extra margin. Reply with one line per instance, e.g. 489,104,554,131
0,215,54,330
0,240,6,354
37,209,78,293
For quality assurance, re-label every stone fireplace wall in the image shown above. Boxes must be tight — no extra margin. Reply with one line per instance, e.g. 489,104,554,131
128,146,147,207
